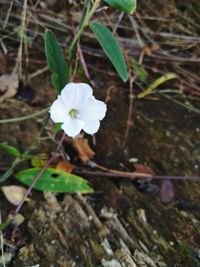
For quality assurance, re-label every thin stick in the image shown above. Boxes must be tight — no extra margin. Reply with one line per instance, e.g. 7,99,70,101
13,0,28,78
14,132,66,215
123,73,136,147
71,22,91,82
74,169,200,181
3,0,14,29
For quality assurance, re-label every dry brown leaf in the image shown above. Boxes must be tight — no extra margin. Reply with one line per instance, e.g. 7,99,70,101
56,160,74,173
0,73,19,102
72,138,95,164
142,44,159,56
1,185,28,206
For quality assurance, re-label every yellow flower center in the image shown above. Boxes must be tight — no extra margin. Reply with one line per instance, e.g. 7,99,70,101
69,108,78,119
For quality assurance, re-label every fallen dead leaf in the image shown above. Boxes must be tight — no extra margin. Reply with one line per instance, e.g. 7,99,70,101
56,160,74,173
73,138,95,163
142,44,159,56
0,73,19,102
1,185,28,206
65,137,95,164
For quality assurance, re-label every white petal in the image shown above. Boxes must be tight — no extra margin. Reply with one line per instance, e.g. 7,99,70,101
49,96,67,123
80,97,107,121
61,117,84,138
83,119,100,135
61,83,93,110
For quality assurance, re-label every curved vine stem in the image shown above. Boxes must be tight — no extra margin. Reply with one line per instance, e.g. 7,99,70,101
0,107,49,124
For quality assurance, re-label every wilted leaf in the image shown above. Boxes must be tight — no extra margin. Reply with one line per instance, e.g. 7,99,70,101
16,168,93,193
104,0,137,14
1,185,28,206
160,180,174,203
56,161,74,173
0,74,19,102
90,22,128,82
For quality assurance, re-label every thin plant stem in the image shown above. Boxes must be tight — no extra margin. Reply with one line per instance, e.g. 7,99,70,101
13,0,28,78
0,107,49,124
123,72,136,147
0,158,22,182
14,132,66,215
71,21,91,81
74,170,200,181
68,0,101,60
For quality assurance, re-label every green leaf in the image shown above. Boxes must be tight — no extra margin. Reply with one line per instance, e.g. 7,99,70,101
53,123,62,133
16,168,93,193
44,29,69,94
104,0,137,14
132,61,148,83
90,22,128,82
137,73,178,99
0,143,21,157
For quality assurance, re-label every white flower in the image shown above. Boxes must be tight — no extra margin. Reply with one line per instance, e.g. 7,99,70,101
49,82,107,138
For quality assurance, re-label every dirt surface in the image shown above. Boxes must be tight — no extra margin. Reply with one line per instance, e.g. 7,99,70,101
0,77,200,267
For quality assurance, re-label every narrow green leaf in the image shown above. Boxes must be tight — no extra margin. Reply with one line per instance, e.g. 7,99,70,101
137,73,178,99
90,22,128,82
44,29,69,94
0,143,21,157
104,0,137,14
16,168,93,193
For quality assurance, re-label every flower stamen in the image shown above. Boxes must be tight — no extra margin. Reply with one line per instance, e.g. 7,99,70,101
69,108,78,119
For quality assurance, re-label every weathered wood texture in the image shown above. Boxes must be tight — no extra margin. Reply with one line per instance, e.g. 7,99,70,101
11,176,200,267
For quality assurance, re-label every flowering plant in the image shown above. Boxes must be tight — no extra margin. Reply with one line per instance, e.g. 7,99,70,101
0,0,137,214
49,83,107,138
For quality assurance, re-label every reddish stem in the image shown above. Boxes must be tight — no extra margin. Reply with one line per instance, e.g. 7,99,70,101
74,169,200,181
15,132,66,215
